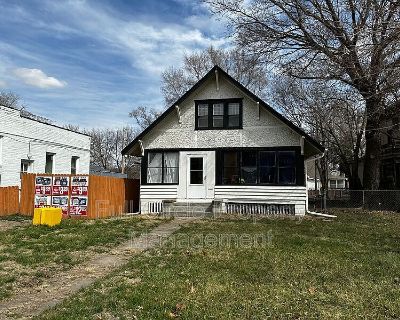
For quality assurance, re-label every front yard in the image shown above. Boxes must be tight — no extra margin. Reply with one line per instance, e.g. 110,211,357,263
30,211,400,319
0,215,162,301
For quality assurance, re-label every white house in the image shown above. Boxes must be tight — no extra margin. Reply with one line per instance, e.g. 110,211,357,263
122,66,324,215
0,105,91,186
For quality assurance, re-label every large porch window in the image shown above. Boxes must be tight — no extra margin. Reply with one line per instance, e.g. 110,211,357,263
220,149,300,185
147,151,179,184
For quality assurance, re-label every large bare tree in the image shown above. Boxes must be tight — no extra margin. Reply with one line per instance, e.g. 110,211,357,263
207,0,400,189
87,126,140,178
0,91,20,109
128,106,161,130
272,77,365,189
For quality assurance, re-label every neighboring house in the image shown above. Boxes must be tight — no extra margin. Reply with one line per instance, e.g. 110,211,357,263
0,105,90,186
122,66,324,215
306,162,348,191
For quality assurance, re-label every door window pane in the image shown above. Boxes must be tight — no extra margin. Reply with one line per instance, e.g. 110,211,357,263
190,157,203,184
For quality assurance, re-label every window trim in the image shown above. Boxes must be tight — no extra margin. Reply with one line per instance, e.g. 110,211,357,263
216,147,303,186
143,151,179,185
195,98,243,130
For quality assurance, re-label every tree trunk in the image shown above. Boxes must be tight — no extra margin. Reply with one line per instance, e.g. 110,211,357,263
363,97,382,189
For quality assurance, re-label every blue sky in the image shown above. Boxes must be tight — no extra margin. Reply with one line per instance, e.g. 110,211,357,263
0,0,227,128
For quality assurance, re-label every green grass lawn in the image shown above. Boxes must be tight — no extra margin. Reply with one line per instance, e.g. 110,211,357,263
0,215,163,301
36,211,400,319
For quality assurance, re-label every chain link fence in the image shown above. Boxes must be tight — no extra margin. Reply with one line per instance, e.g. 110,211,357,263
308,190,400,212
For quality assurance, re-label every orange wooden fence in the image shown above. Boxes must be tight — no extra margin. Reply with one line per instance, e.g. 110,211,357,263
18,173,139,218
0,186,20,216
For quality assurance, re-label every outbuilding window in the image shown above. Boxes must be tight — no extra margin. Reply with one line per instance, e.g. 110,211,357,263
195,99,243,130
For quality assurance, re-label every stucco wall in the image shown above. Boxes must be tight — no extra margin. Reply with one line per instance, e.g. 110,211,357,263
141,75,301,150
0,106,91,186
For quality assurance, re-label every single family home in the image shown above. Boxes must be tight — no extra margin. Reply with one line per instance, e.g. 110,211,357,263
122,66,324,215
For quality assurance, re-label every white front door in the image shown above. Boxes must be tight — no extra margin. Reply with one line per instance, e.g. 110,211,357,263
187,155,207,199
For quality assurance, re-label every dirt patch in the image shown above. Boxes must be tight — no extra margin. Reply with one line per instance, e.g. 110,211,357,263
0,220,29,232
0,218,196,319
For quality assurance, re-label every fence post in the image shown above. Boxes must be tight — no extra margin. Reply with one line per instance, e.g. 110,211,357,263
362,190,365,209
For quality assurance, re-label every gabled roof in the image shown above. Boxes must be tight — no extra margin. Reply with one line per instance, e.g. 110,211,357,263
122,65,324,155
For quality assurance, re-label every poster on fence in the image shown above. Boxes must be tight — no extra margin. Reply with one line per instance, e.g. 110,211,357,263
69,176,89,215
52,176,70,214
34,176,52,208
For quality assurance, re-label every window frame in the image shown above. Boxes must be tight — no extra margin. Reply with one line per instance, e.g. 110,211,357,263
20,159,33,177
143,151,179,185
45,152,55,174
195,98,243,130
217,148,302,186
71,156,79,175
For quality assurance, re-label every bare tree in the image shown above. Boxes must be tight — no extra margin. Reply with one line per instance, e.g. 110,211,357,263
207,0,400,189
87,126,140,177
0,91,20,109
272,77,365,189
129,106,161,130
161,46,268,106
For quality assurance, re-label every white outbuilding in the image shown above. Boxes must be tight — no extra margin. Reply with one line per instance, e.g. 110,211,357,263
0,105,90,186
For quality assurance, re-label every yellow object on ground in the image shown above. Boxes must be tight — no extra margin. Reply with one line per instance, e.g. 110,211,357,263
33,208,42,225
32,207,62,226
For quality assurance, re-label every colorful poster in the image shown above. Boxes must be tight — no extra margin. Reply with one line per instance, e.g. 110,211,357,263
34,176,53,208
35,185,52,195
52,176,70,195
34,195,51,208
52,196,69,215
69,197,88,215
35,176,52,186
53,176,69,186
71,185,88,196
51,176,70,215
70,176,89,216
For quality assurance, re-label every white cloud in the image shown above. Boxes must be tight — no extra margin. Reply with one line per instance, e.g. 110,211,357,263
0,80,7,88
40,0,229,75
13,68,67,89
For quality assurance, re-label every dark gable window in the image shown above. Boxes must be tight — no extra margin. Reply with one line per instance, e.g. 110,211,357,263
195,99,242,130
147,151,179,184
228,102,240,127
221,150,298,185
197,104,208,128
212,103,224,128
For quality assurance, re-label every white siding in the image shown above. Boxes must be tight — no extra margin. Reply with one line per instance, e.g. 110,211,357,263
141,76,301,150
215,185,307,215
140,185,178,213
0,106,90,186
